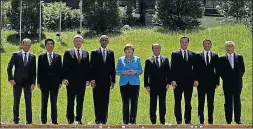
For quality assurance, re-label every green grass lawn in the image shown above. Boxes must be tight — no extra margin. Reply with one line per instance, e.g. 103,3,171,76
1,24,252,124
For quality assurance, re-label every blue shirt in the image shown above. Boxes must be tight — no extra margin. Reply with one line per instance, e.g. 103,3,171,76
116,56,143,86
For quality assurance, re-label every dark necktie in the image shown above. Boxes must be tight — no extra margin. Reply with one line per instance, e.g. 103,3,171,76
183,50,187,61
206,51,209,65
102,49,106,62
24,52,28,66
77,50,81,64
49,53,53,66
155,57,159,67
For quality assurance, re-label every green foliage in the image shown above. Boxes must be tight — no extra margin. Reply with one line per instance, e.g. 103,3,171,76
6,0,40,37
2,1,11,29
43,2,80,31
82,0,120,33
157,0,203,31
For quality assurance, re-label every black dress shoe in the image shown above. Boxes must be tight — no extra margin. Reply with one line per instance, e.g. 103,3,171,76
26,122,33,124
52,122,58,124
42,121,46,124
95,121,100,124
208,121,213,124
200,122,204,124
77,121,83,124
236,121,242,124
177,121,182,124
14,121,19,124
68,120,74,124
185,120,191,124
227,122,231,124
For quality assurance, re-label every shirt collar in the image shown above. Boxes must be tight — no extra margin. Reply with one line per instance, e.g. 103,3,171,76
204,50,211,54
180,49,188,53
47,51,54,55
74,47,81,51
22,49,30,54
227,53,234,57
100,47,107,51
153,55,161,58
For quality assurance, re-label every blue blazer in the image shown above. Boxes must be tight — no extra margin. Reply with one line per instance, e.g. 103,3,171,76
116,56,143,86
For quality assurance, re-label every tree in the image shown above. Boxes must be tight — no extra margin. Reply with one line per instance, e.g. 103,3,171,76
7,0,40,38
83,0,120,33
157,0,203,31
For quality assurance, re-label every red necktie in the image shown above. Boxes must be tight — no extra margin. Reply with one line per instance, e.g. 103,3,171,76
77,50,81,64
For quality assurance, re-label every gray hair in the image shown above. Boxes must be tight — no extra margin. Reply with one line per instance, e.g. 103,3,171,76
73,35,83,40
225,41,235,47
100,35,109,40
22,38,32,44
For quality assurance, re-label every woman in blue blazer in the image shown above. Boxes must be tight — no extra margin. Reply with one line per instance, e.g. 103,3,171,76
116,44,143,124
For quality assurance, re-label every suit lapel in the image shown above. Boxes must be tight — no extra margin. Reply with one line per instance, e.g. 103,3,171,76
51,53,57,67
18,51,24,66
71,48,78,61
234,53,237,69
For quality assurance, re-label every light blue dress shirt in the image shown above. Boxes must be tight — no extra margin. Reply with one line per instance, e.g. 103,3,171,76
116,56,143,86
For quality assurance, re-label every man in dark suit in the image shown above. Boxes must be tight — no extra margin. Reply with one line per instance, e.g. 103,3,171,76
7,38,36,124
195,39,219,124
217,41,245,124
170,37,198,124
63,35,90,124
37,39,62,124
144,43,170,125
90,35,115,124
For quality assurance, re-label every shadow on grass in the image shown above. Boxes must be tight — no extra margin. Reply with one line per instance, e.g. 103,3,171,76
60,41,68,46
7,33,47,45
0,46,5,53
83,30,122,39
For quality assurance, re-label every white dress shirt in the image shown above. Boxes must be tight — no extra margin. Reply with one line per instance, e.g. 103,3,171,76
21,49,29,62
153,55,161,67
227,53,234,68
180,49,188,61
204,50,211,65
74,47,82,59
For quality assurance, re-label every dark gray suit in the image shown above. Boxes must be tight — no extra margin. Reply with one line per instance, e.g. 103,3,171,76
7,50,36,124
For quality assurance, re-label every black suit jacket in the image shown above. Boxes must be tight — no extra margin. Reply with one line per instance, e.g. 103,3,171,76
7,51,36,86
217,53,245,89
90,48,115,86
170,49,196,86
63,48,90,85
195,51,219,88
144,56,171,89
37,52,62,88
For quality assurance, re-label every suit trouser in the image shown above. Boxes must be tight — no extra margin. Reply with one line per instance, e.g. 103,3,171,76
40,85,59,123
223,87,242,123
66,84,86,122
120,83,140,124
93,85,110,124
173,84,193,123
13,84,32,123
197,85,215,123
149,87,167,124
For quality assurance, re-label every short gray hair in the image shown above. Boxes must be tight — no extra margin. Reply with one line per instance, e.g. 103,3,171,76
225,41,235,47
73,35,83,40
100,35,109,40
22,38,32,44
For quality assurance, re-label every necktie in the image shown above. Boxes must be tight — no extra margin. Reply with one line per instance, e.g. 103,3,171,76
49,53,53,66
77,50,81,64
155,57,159,67
24,52,28,66
102,49,106,62
229,54,233,68
206,51,209,65
183,50,187,61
